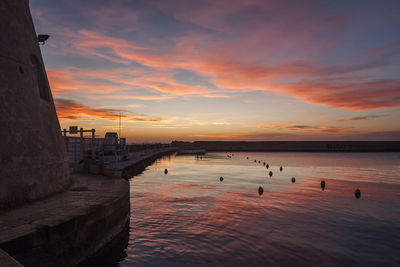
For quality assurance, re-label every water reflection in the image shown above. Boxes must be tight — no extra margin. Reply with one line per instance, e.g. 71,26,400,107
118,152,400,266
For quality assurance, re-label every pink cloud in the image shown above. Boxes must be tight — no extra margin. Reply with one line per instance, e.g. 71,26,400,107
36,1,400,112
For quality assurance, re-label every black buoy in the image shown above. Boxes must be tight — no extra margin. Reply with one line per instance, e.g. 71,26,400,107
269,171,273,177
280,166,283,172
246,157,248,159
266,164,269,169
254,160,257,162
258,161,261,164
355,188,361,198
263,162,266,165
258,186,264,195
164,169,168,174
220,176,223,181
291,177,296,183
321,180,326,191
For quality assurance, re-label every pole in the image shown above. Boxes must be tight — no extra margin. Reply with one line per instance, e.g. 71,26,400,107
80,127,83,162
91,128,95,159
119,112,121,142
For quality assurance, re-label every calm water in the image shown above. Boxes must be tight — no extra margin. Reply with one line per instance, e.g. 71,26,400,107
120,152,400,266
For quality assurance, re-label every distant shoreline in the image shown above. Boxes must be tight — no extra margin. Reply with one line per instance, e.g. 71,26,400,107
171,141,400,152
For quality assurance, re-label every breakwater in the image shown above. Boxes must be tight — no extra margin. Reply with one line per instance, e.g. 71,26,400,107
0,174,130,266
121,150,176,179
103,148,177,179
172,141,400,152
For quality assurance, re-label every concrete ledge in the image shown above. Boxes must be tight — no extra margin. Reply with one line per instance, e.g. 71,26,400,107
0,249,23,266
103,148,176,178
0,174,130,266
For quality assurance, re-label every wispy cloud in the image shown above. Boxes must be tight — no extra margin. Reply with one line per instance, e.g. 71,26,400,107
30,0,400,141
258,124,354,133
332,114,388,122
55,98,163,122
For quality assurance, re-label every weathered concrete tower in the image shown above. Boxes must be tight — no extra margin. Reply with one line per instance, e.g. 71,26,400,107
0,0,71,209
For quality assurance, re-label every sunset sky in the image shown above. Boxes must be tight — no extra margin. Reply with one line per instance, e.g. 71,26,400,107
30,0,400,142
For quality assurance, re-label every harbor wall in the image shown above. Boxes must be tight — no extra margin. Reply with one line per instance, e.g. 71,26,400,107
0,174,130,266
172,141,400,152
0,0,71,209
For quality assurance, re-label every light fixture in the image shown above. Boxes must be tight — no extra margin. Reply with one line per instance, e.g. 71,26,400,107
37,34,50,45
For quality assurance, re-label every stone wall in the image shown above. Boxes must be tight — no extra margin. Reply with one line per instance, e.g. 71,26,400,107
172,141,400,152
0,0,71,209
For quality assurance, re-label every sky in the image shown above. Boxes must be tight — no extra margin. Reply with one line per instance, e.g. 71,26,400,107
30,0,400,143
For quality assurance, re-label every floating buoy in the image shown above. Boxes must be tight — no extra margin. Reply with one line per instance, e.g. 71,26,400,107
263,162,266,165
269,171,273,177
254,160,257,162
164,169,168,174
220,176,223,181
246,157,248,159
355,188,361,198
321,180,326,191
291,177,296,183
280,166,283,172
258,186,264,195
266,164,269,169
258,161,261,164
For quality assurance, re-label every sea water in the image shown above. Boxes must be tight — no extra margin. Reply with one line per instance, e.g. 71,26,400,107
119,152,400,266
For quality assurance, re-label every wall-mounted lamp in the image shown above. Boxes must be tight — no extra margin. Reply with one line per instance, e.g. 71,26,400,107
37,34,50,45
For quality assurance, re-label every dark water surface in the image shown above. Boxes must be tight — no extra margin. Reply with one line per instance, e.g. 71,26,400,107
119,152,400,266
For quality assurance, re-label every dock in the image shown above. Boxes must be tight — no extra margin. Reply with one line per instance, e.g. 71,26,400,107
0,173,129,266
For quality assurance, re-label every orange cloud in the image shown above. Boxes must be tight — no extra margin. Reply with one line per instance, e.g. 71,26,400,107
54,98,163,122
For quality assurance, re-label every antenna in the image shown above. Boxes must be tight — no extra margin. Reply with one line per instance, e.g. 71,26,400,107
119,112,121,139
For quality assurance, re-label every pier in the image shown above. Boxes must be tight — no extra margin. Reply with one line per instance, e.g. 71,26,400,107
0,174,129,266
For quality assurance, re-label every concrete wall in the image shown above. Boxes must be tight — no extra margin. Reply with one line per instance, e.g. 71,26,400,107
0,0,71,209
172,141,400,152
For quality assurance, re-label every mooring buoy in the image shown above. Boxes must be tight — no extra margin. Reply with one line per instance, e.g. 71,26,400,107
266,164,269,169
220,176,223,182
355,188,361,198
258,186,264,195
269,171,273,177
280,166,283,172
321,180,326,191
164,169,168,174
291,177,296,183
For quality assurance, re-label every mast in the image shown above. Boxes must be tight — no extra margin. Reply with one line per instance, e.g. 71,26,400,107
119,112,121,139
